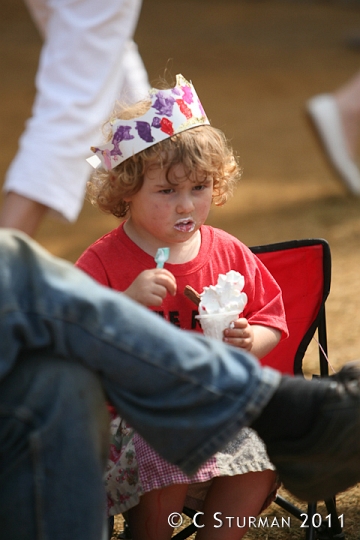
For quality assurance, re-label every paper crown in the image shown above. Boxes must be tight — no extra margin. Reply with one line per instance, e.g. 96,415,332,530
87,74,210,170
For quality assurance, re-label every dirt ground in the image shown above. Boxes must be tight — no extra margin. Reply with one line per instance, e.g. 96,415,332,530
1,0,360,537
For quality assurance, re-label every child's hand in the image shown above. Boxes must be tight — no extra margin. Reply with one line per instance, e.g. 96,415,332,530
223,317,254,351
125,269,177,307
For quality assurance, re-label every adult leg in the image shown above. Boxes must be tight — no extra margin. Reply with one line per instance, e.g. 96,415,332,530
0,229,280,474
0,193,48,237
2,230,360,502
0,355,109,540
118,40,150,105
1,0,147,227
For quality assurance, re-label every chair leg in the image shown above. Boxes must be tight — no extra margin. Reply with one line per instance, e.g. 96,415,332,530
304,499,344,540
172,524,198,540
305,503,317,540
323,498,345,540
108,516,114,539
275,494,305,519
119,517,132,539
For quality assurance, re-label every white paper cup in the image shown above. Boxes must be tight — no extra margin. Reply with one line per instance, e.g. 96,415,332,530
196,311,239,341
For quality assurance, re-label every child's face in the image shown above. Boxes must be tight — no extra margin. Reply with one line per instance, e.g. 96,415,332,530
125,162,213,246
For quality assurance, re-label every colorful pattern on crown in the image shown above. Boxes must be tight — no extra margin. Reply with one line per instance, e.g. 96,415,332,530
87,74,210,170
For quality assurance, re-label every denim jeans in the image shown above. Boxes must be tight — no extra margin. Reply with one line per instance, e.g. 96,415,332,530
0,230,281,539
0,355,110,540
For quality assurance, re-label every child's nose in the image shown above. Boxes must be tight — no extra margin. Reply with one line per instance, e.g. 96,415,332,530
177,194,195,213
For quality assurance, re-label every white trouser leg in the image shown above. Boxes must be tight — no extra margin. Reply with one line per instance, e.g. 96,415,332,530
5,0,148,221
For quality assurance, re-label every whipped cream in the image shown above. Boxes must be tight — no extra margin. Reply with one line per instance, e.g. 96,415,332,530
198,270,248,315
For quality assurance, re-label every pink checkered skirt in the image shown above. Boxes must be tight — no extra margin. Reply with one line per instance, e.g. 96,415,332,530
105,410,275,517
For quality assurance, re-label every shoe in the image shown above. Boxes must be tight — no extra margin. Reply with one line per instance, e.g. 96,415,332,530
266,361,360,502
306,94,360,196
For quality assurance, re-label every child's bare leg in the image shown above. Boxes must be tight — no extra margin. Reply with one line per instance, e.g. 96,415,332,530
127,484,188,540
195,470,276,540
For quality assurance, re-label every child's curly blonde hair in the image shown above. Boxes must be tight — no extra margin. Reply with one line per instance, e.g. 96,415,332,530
87,99,241,218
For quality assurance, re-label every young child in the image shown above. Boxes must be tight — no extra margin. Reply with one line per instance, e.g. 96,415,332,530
76,74,288,540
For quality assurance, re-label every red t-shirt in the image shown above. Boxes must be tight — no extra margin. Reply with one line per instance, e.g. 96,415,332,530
76,223,288,340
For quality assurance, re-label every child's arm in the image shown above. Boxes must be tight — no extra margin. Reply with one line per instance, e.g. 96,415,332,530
224,318,281,359
124,269,177,307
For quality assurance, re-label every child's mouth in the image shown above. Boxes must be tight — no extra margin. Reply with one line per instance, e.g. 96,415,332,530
174,218,195,233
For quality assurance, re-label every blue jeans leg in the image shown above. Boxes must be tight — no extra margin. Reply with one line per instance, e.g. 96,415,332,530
0,229,281,473
0,354,109,540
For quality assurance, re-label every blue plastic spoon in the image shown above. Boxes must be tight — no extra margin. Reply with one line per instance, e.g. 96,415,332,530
155,247,170,268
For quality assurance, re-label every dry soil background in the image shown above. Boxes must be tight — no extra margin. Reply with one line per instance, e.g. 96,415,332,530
1,0,360,538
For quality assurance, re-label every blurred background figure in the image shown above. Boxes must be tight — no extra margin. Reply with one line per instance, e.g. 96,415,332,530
0,0,149,236
306,69,360,196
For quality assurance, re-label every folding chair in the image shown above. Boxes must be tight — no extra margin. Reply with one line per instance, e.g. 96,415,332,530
118,238,343,540
251,238,343,540
172,238,343,540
